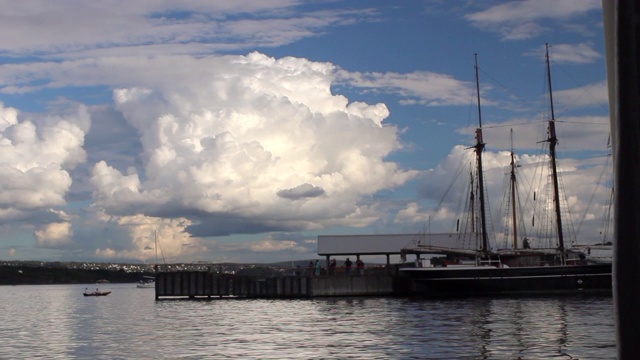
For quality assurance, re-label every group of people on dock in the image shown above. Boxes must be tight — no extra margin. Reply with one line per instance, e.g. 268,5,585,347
303,258,365,276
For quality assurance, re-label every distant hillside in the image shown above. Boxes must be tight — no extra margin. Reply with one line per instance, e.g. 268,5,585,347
0,261,288,285
0,259,389,285
0,265,145,285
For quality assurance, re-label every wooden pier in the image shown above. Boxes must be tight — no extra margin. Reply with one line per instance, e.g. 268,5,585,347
155,271,396,299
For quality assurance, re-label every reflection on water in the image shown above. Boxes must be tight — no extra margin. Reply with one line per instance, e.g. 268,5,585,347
0,284,615,359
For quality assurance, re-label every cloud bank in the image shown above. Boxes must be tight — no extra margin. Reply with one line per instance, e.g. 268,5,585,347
88,52,417,243
0,103,89,223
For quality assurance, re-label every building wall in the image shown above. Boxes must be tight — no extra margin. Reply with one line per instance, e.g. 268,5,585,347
317,233,460,255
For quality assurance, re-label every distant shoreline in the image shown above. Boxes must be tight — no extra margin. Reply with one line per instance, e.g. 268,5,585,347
0,261,302,285
0,265,148,286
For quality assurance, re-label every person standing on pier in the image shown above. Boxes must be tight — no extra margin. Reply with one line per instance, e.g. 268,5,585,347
356,258,364,275
314,260,321,276
344,258,352,275
329,258,336,275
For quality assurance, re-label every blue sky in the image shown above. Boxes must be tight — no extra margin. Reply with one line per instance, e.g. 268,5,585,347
0,0,610,264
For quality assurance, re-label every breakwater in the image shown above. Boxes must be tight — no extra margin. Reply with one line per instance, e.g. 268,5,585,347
155,271,400,299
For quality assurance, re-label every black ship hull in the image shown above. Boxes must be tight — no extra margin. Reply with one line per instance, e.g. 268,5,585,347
398,263,612,297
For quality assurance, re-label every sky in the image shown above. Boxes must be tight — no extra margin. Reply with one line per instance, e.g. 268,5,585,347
0,0,611,264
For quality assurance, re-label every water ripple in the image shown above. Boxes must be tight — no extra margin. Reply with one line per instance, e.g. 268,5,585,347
0,285,615,359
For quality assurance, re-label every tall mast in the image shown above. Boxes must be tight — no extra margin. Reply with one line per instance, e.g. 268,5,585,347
154,230,158,272
509,129,518,249
545,43,565,263
470,172,475,233
474,54,489,255
155,230,158,265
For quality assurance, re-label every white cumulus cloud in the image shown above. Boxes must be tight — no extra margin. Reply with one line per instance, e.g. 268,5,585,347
35,222,74,248
0,103,89,223
465,0,601,41
89,53,418,237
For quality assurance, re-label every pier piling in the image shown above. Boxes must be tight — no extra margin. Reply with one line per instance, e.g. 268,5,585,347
155,272,393,299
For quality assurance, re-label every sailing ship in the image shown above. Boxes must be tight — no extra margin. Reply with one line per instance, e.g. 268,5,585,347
399,45,612,296
137,231,159,289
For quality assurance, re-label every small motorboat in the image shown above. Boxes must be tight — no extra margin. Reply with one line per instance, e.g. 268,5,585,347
136,276,155,288
83,289,111,297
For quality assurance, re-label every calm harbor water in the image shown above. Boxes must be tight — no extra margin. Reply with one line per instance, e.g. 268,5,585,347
0,284,615,359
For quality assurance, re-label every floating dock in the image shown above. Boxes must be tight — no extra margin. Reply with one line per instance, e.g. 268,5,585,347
155,271,399,299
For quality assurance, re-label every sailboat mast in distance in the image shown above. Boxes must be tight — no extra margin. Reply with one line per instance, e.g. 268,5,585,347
509,129,518,249
154,231,159,272
474,54,489,255
544,43,565,262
